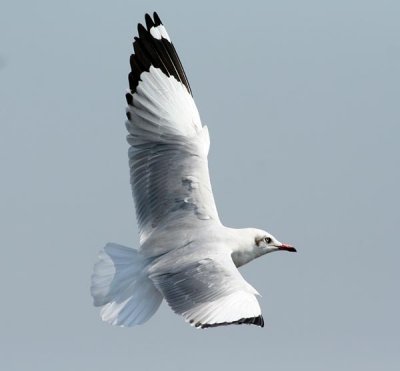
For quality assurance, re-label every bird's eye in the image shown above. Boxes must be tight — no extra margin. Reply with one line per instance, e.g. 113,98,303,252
264,237,272,244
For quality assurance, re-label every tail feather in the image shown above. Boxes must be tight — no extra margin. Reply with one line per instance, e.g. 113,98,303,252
91,243,163,326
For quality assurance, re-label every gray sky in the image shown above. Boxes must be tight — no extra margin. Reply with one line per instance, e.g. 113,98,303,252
1,0,399,370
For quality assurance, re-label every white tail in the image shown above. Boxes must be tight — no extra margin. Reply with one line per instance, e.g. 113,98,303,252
90,243,163,326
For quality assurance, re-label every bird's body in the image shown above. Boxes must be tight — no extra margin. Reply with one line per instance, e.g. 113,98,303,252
91,12,295,329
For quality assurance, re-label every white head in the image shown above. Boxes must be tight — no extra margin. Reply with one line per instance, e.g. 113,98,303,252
230,228,296,267
253,229,296,255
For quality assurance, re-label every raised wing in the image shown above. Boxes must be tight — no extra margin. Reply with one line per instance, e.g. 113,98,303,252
125,13,220,244
149,249,263,328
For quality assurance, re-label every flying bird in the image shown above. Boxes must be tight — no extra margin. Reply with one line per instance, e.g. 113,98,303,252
91,12,296,329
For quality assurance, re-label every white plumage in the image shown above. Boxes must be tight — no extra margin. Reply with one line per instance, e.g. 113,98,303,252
91,12,296,329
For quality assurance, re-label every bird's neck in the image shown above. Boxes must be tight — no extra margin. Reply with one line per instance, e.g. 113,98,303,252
226,228,262,268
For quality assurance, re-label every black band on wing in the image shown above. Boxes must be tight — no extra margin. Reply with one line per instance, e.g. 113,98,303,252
192,315,265,329
126,11,192,105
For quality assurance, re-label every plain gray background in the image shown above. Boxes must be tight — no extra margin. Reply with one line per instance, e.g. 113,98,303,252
1,0,399,370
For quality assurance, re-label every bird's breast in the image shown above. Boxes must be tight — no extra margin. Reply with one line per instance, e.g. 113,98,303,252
230,250,257,268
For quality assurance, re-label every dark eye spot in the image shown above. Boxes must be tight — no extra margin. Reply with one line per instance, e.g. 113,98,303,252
265,237,272,244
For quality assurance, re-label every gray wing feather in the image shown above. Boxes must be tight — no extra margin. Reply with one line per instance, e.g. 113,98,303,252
149,252,261,327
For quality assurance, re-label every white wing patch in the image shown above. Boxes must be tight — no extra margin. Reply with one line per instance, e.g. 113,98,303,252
183,291,261,327
127,66,202,140
149,24,171,42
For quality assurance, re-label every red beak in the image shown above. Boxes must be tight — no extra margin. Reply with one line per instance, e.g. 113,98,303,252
278,243,296,252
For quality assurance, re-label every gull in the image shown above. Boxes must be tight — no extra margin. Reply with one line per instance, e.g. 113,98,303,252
91,12,296,329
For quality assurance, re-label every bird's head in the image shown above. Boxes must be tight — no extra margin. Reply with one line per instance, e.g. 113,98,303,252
254,230,296,255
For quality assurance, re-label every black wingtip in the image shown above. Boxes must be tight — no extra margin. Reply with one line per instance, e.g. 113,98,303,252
153,12,162,26
125,92,133,106
128,12,192,96
145,13,155,31
199,315,265,329
137,23,147,38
